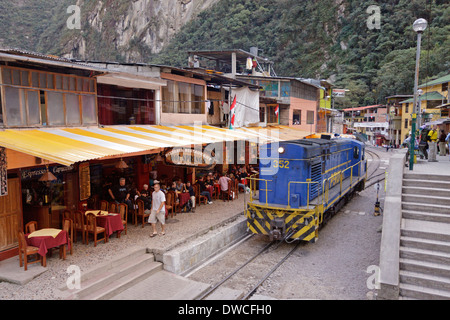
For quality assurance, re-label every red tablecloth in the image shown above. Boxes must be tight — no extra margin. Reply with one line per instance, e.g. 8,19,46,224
178,192,190,207
96,214,124,237
26,229,69,257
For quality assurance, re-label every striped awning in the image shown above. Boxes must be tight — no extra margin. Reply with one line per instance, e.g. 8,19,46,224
0,125,310,166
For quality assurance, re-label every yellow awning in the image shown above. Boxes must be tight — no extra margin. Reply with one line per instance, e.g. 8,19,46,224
0,125,310,166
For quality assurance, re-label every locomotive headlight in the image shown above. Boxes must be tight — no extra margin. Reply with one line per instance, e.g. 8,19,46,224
278,146,285,154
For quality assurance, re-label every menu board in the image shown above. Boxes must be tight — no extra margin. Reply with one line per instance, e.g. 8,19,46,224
79,162,91,201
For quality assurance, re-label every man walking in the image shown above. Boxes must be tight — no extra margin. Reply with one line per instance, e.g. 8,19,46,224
149,183,166,237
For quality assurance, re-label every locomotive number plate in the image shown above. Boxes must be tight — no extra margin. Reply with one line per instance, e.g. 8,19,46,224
272,160,290,169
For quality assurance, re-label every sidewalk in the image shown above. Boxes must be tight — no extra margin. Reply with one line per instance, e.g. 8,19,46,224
0,195,248,300
407,154,450,175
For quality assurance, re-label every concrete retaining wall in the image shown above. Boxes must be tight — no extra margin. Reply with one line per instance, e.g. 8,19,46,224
162,215,248,275
378,150,406,300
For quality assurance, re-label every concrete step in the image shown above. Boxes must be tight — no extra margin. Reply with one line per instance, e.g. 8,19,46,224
401,218,450,242
402,210,450,224
400,258,450,279
402,194,450,207
401,236,450,254
399,283,450,300
402,201,450,215
403,179,450,190
402,186,450,198
109,270,211,300
400,246,450,265
403,173,450,182
81,259,163,300
61,248,162,300
400,270,450,292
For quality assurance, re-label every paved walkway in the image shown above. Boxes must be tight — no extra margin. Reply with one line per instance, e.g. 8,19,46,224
407,154,450,175
0,195,248,299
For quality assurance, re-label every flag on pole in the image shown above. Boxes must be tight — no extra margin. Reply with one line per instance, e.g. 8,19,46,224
275,104,279,124
229,95,237,129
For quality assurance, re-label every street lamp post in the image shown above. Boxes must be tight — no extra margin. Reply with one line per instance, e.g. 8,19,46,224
409,18,427,170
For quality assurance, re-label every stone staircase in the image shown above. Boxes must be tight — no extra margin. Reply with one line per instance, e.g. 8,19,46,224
58,248,163,300
399,173,450,299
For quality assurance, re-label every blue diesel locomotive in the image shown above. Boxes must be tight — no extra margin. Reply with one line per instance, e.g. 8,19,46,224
246,137,366,243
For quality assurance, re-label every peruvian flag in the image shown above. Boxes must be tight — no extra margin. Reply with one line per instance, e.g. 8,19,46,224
275,104,279,123
229,95,237,129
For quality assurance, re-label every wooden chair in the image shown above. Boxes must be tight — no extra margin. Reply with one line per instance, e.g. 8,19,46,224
233,179,239,200
73,210,86,244
109,202,118,213
167,191,179,215
100,200,109,212
25,221,38,234
62,218,74,256
165,192,174,218
17,231,46,270
194,184,208,206
85,213,107,247
118,203,127,237
134,199,150,228
54,218,73,259
221,181,233,202
62,209,72,220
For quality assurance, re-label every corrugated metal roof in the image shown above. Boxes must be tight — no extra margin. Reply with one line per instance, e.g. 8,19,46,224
0,125,309,166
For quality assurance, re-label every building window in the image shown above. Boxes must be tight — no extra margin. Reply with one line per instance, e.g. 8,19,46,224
306,110,314,124
267,105,278,124
98,84,155,125
442,82,448,92
0,66,96,127
259,106,265,123
293,110,301,125
162,80,205,114
404,119,408,129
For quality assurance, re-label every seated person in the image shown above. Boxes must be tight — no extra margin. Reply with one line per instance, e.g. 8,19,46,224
137,184,152,210
185,181,195,212
108,177,132,212
198,177,213,204
218,174,231,201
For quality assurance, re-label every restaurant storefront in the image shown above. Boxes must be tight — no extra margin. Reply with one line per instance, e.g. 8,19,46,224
0,123,309,261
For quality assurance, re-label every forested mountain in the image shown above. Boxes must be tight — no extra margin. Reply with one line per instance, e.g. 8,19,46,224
151,0,449,108
0,0,448,108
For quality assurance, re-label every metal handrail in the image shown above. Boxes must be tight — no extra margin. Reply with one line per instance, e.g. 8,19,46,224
287,180,323,209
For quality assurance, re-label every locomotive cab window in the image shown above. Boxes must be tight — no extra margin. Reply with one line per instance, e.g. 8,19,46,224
353,146,360,159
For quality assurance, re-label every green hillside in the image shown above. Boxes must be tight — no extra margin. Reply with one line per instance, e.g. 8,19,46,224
150,0,450,108
0,0,448,108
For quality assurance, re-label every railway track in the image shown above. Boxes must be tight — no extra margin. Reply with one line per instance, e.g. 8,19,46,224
194,237,301,300
365,146,387,189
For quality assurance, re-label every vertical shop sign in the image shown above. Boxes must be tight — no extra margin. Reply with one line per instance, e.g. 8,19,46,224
79,162,91,201
0,148,7,196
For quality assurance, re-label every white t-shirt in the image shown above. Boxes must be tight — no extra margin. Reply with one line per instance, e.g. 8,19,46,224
152,190,166,212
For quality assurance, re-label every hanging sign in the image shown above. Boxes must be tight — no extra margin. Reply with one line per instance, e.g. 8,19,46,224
164,147,216,169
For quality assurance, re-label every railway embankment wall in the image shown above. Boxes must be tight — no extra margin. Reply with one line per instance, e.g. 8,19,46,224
378,150,407,299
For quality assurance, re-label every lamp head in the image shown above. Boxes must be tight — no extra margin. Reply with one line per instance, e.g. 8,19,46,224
413,18,427,33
